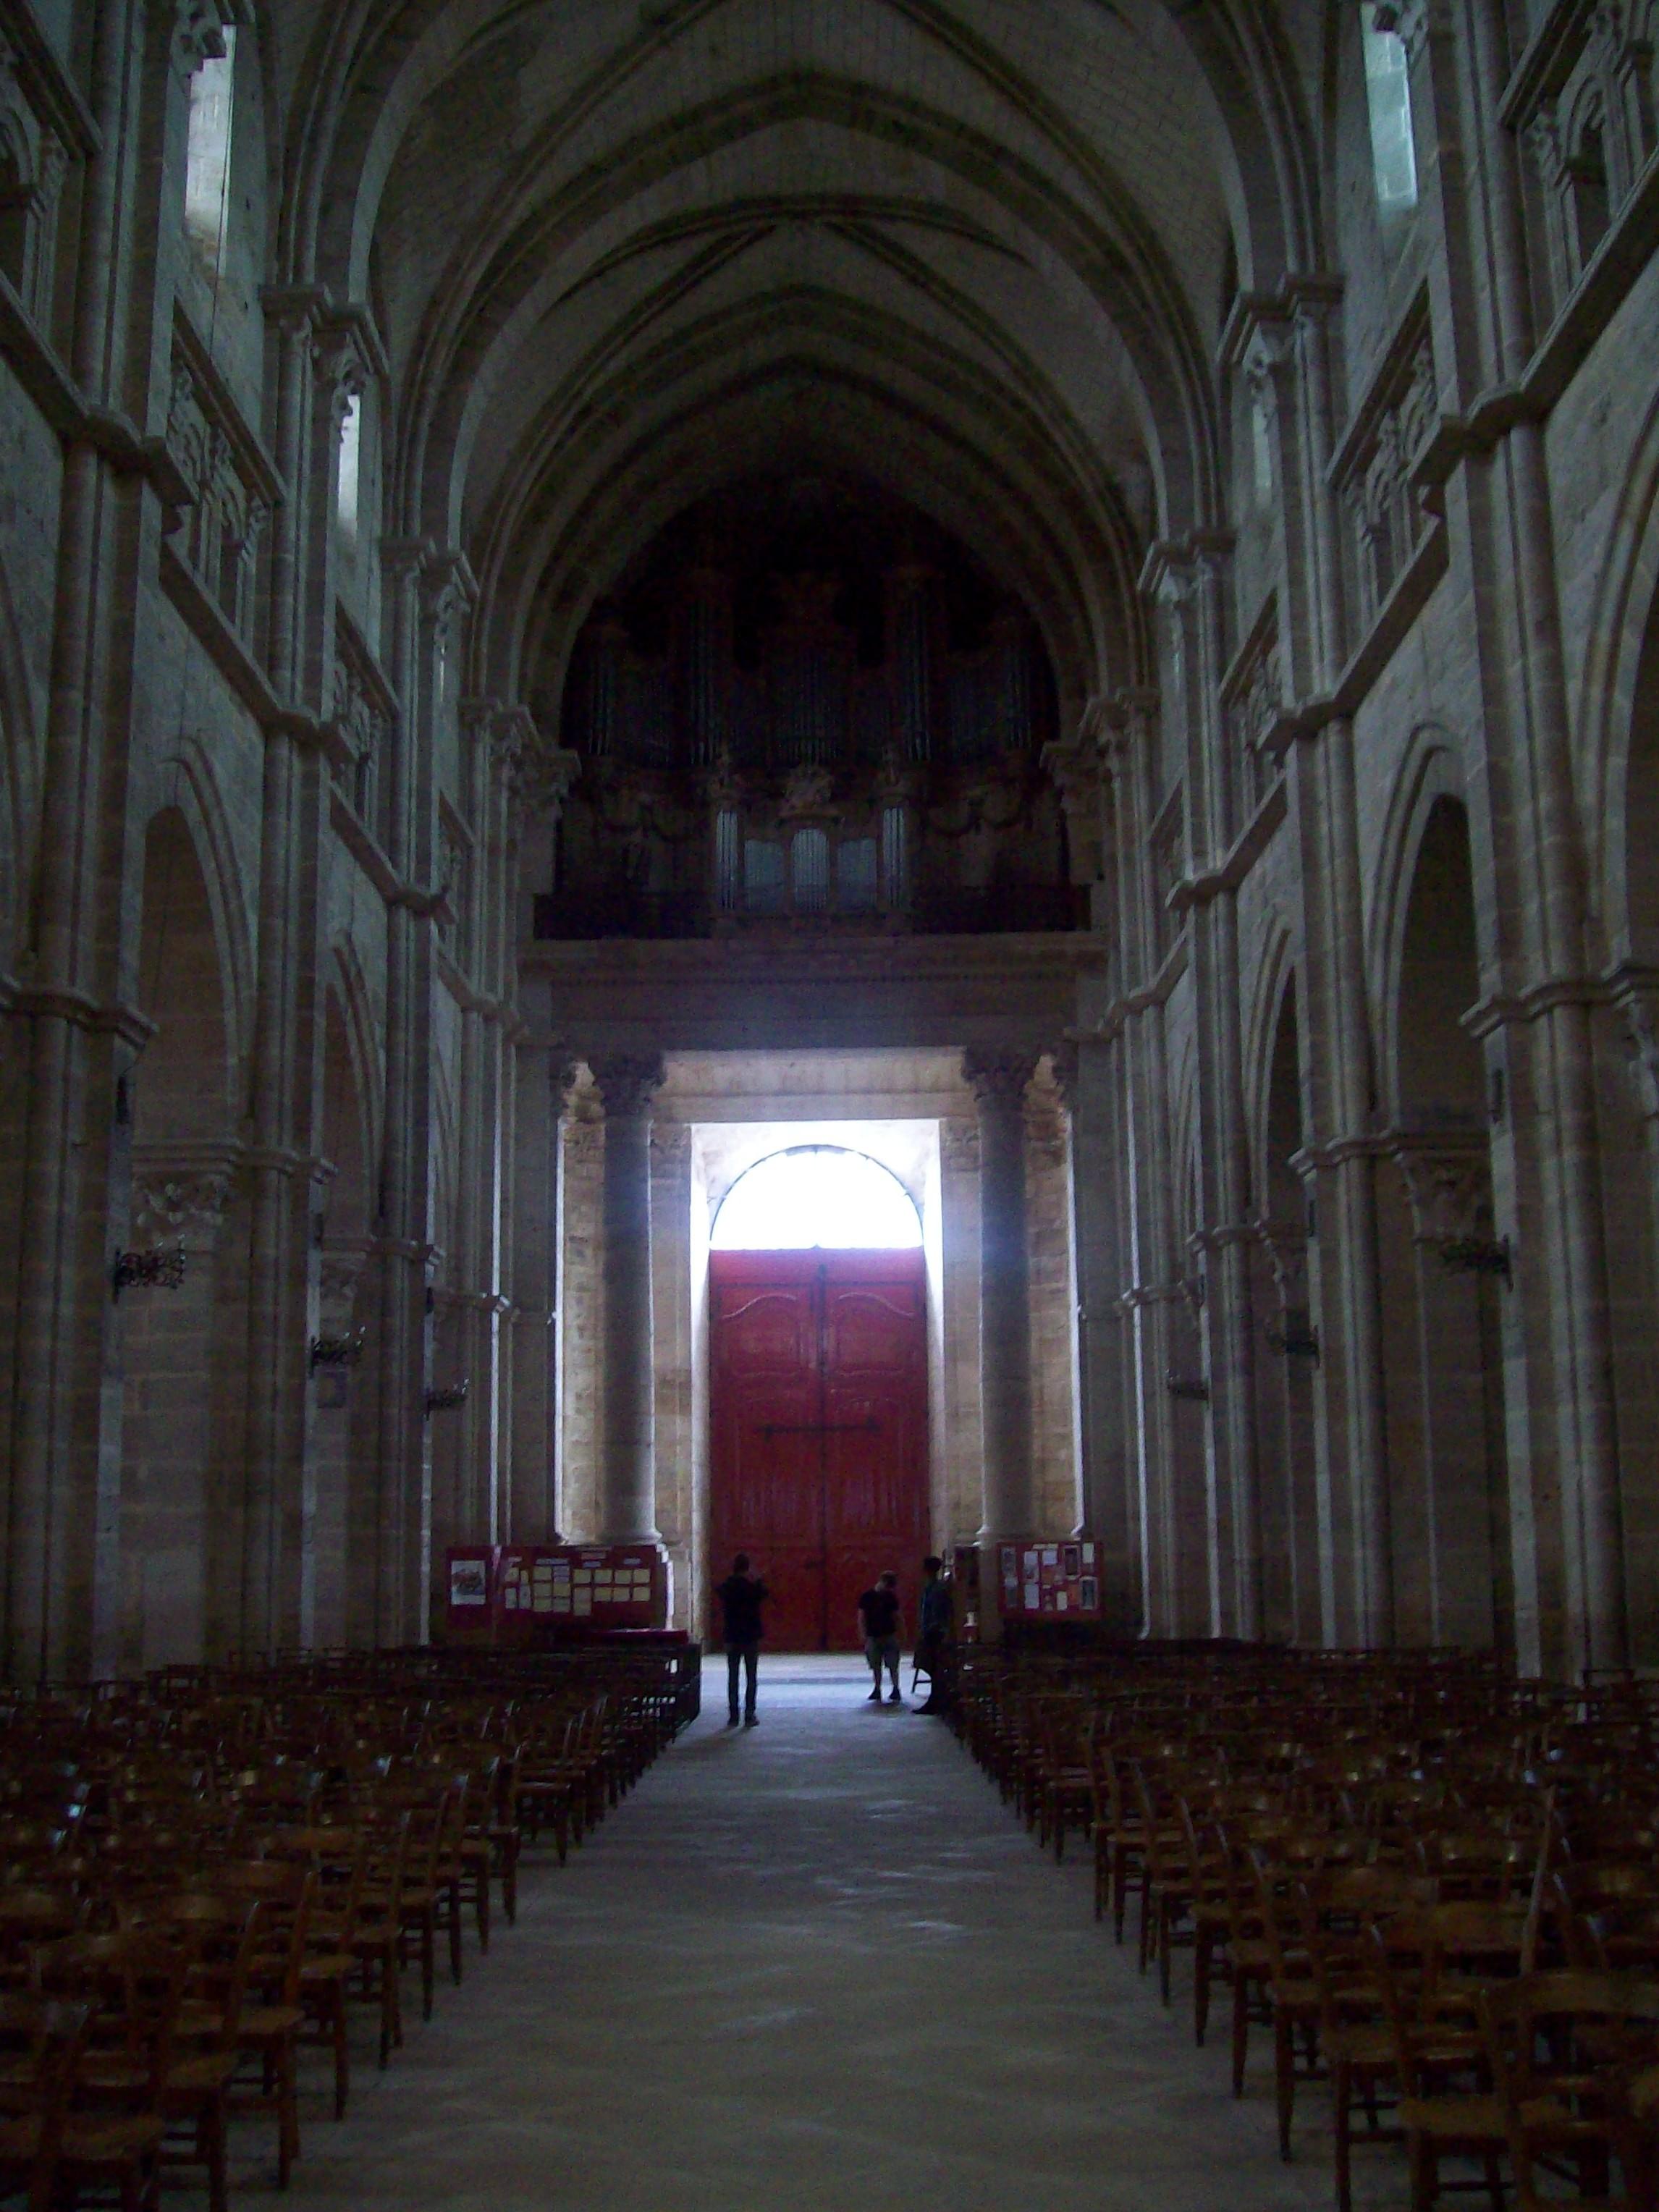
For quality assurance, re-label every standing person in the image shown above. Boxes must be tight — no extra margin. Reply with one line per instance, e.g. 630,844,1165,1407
715,1553,769,1728
857,1571,905,1705
913,1554,953,1715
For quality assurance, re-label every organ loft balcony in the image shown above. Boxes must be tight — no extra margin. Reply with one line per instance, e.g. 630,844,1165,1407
528,472,1092,947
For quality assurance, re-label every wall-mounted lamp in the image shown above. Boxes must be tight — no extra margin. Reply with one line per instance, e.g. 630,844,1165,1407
1165,1372,1210,1402
310,1330,366,1374
111,1243,187,1301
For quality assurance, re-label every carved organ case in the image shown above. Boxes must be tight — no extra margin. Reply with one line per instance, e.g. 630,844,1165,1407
535,478,1077,940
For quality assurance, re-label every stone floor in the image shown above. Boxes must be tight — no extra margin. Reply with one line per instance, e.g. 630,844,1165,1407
227,1657,1408,2212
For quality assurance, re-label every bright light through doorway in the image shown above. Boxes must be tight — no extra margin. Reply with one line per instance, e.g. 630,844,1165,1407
710,1146,924,1250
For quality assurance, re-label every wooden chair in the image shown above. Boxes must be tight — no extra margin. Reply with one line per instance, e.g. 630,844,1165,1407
1298,1866,1428,2212
1479,1973,1659,2212
1176,1791,1239,2048
1245,1840,1331,2161
428,1774,472,1990
1370,1916,1508,2212
349,1809,410,2067
1132,1759,1199,2001
0,1891,83,1992
0,1999,162,2212
1086,1735,1154,1940
272,1828,365,2119
134,1897,261,2212
34,1926,211,2212
0,1996,89,2212
488,1744,524,1928
1036,1707,1094,1864
382,1786,450,2023
452,1755,498,1956
208,1862,315,2185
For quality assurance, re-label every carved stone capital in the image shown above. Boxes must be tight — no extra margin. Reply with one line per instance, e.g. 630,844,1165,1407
589,1053,666,1118
650,1120,693,1168
1388,1134,1493,1245
939,1118,980,1173
172,0,229,80
1252,1217,1309,1306
133,1166,234,1242
962,1048,1040,1110
319,1244,369,1314
1039,740,1103,881
1093,688,1160,767
1373,0,1451,64
521,741,583,821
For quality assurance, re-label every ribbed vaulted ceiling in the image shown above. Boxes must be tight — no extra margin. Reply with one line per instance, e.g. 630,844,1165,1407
263,0,1322,722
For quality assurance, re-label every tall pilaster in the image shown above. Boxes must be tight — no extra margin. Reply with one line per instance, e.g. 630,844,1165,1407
1099,691,1176,1636
4,1,239,1682
1460,0,1626,1673
590,1054,666,1545
964,1049,1039,1551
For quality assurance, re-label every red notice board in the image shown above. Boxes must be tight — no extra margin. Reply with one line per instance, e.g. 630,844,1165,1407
446,1547,499,1642
998,1539,1102,1620
496,1545,669,1637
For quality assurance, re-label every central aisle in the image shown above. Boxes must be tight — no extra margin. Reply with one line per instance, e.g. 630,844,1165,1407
258,1660,1363,2212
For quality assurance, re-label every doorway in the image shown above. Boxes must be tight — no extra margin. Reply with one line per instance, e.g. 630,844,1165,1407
709,1249,930,1650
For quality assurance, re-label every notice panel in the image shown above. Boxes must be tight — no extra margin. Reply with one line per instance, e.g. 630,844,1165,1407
998,1538,1102,1619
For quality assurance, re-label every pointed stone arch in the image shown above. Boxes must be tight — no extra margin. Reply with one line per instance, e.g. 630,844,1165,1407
119,806,242,1672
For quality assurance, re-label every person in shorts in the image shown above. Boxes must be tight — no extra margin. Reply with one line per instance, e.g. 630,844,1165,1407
858,1571,904,1705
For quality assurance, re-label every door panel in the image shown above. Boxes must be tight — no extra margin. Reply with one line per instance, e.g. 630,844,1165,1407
709,1249,930,1652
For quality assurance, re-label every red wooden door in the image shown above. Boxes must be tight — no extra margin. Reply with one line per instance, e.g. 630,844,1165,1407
709,1250,930,1651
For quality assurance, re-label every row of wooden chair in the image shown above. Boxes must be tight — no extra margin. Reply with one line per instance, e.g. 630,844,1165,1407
956,1647,1659,2211
0,1646,692,2208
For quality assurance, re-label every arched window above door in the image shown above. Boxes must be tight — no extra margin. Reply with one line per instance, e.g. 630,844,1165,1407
710,1147,923,1251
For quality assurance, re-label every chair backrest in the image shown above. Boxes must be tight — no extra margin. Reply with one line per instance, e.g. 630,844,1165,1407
136,1892,263,2051
208,1861,316,2006
1481,1972,1659,2212
0,1996,88,2212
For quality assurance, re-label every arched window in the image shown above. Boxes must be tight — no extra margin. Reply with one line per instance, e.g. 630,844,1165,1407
1362,5,1418,212
1567,116,1611,272
184,28,236,269
0,124,30,297
337,392,362,542
710,1147,924,1251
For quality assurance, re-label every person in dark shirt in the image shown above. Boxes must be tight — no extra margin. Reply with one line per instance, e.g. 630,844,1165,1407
858,1571,905,1705
913,1554,954,1715
715,1553,769,1728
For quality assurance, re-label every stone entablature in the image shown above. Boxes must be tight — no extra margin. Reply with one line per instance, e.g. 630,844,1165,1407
525,932,1106,1060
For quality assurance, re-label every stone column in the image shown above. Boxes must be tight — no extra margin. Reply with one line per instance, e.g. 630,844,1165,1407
1390,1136,1508,1653
591,1055,666,1545
1464,0,1625,1675
964,1050,1039,1548
1254,1223,1321,1645
1027,1063,1083,1538
121,1160,235,1672
1,1,213,1684
1100,691,1181,1635
649,1120,695,1617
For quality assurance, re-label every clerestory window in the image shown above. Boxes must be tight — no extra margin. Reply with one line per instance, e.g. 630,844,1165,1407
184,28,236,271
1362,5,1418,213
338,392,362,543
